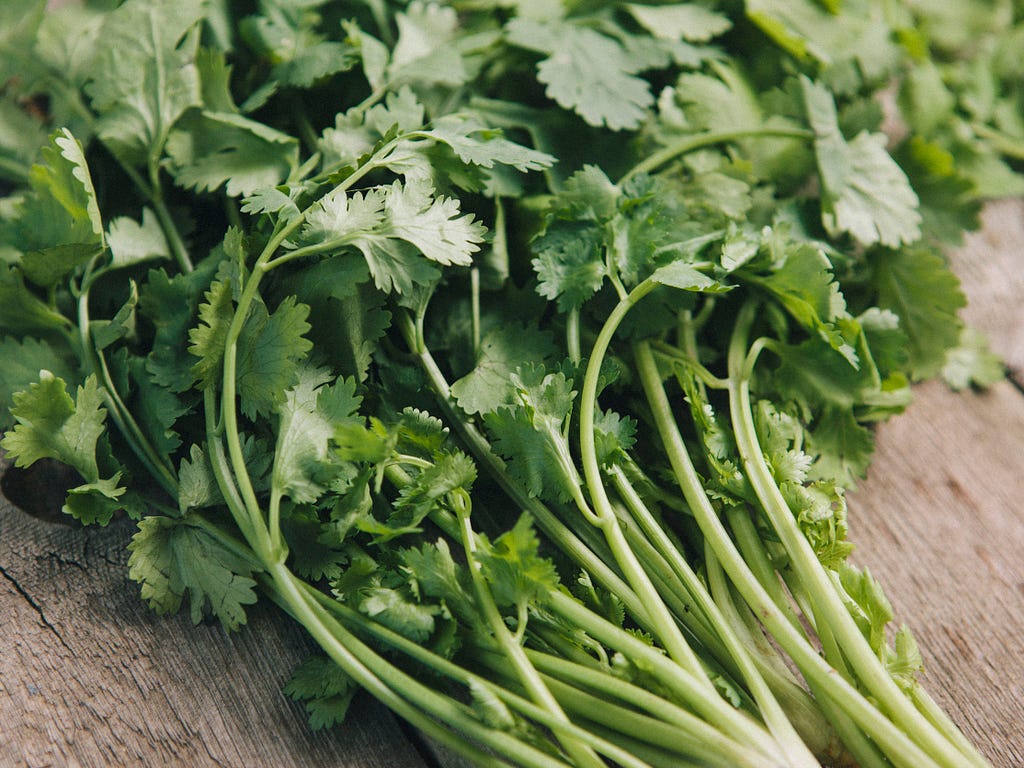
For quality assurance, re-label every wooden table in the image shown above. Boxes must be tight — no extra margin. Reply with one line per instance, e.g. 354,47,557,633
2,202,1023,767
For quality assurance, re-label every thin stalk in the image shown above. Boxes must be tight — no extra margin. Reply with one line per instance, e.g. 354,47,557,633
535,675,763,768
307,587,652,768
621,128,814,183
612,467,821,768
726,306,990,768
471,266,482,358
633,339,946,768
202,390,261,549
547,590,786,763
724,505,807,635
577,277,718,688
267,564,571,768
77,290,178,495
395,311,656,632
567,307,582,365
454,493,607,768
525,651,774,768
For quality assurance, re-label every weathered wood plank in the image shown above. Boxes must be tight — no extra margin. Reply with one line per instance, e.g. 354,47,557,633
847,200,1024,768
0,503,429,768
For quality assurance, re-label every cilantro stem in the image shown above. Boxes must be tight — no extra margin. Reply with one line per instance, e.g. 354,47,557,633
76,290,178,496
265,563,572,768
203,389,262,549
305,588,659,768
725,304,989,768
524,650,769,767
577,278,721,688
454,492,608,768
633,339,946,768
620,128,814,183
566,308,581,365
0,156,30,184
546,590,784,762
702,547,875,768
395,311,656,630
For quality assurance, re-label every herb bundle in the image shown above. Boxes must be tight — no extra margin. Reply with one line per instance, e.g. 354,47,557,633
2,1,1019,766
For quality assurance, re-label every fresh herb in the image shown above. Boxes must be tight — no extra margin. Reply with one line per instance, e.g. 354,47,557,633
1,1,1016,766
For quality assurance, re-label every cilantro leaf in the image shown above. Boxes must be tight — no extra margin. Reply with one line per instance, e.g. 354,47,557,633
2,372,108,484
483,365,578,504
477,513,560,609
236,295,314,420
127,515,260,631
625,4,732,43
284,657,358,730
805,406,875,486
85,0,205,164
801,77,921,247
505,19,656,130
188,275,236,390
106,209,171,270
166,110,300,197
450,324,558,416
301,180,484,293
273,366,362,505
0,336,76,430
941,327,1005,391
870,244,966,379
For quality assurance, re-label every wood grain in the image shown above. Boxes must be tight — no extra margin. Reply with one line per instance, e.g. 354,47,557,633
0,505,429,768
847,199,1024,768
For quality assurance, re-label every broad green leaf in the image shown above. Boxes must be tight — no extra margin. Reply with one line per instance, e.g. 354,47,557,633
941,327,1005,391
0,336,77,430
506,19,655,130
86,0,205,164
0,263,68,332
870,244,965,379
626,4,732,42
650,261,729,292
273,366,362,505
806,406,875,486
531,224,606,311
1,373,107,484
477,513,560,608
451,324,558,415
127,515,259,631
236,295,314,420
106,209,171,270
188,276,236,390
166,110,300,197
801,77,921,247
284,657,358,730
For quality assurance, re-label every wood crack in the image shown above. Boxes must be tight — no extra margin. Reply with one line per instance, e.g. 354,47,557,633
0,564,72,652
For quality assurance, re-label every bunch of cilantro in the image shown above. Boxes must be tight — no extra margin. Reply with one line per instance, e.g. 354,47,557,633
1,0,1018,766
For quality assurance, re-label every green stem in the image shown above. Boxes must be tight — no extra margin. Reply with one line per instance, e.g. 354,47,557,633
525,651,771,768
725,305,989,768
309,589,659,768
578,278,717,686
203,389,261,548
454,493,607,768
621,128,813,183
547,590,784,763
611,468,821,768
633,339,946,768
265,564,558,768
396,312,656,632
77,290,178,495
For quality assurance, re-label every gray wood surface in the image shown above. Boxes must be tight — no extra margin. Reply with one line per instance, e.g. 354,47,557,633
848,199,1024,768
0,508,430,768
2,203,1023,766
